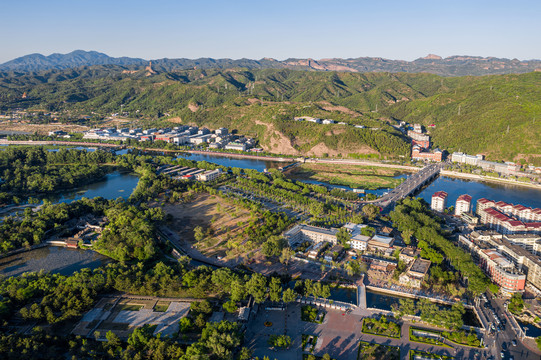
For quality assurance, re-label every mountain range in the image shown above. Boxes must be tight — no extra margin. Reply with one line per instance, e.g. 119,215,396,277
1,50,541,76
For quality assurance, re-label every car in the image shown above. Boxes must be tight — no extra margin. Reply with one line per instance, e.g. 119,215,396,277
512,339,517,346
501,351,505,358
502,342,507,350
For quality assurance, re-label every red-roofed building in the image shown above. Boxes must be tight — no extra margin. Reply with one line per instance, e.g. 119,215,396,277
455,194,472,216
431,191,448,212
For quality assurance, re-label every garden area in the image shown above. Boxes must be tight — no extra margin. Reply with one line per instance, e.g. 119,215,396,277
361,315,401,339
442,329,482,347
301,305,326,324
409,327,449,347
302,334,318,353
357,341,400,360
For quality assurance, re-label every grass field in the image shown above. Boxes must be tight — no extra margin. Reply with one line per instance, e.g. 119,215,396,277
288,163,407,189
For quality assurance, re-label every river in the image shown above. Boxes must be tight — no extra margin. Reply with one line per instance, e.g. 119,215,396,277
416,175,541,211
0,246,111,277
366,289,481,327
176,152,287,172
174,153,541,207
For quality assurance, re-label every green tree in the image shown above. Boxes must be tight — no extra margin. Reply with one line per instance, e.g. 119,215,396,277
269,277,282,302
282,288,297,303
246,273,267,303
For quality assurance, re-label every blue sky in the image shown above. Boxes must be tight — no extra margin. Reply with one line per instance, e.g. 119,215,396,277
1,0,540,63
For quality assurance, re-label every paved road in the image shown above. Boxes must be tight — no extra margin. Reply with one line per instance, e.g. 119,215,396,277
479,292,538,360
367,163,442,210
246,302,488,360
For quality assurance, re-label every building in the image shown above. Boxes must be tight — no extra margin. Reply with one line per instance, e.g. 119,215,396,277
451,152,484,166
479,249,526,293
412,145,443,162
476,198,541,235
455,194,472,216
431,191,448,212
324,245,344,262
343,223,369,251
367,234,395,252
284,225,338,247
349,234,370,251
399,247,420,264
215,128,228,135
399,258,431,288
451,152,520,175
195,169,222,182
459,233,534,294
408,130,430,149
307,241,329,259
224,142,247,151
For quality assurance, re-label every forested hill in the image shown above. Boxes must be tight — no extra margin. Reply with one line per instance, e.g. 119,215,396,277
2,50,541,76
0,66,539,163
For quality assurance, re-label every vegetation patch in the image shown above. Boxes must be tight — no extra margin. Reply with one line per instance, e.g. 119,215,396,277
442,329,482,348
409,327,450,347
153,302,170,312
302,334,318,353
290,163,406,190
116,304,144,311
357,341,400,360
361,315,401,339
301,305,325,323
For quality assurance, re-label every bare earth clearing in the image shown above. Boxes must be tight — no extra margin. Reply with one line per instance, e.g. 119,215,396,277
162,194,254,261
0,122,89,134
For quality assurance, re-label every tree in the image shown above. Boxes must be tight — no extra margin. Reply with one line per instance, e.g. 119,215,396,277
246,273,267,303
269,278,282,302
194,226,205,241
279,247,295,265
237,347,253,360
536,336,541,351
222,300,237,313
362,204,379,221
336,228,351,246
360,226,375,237
508,293,524,315
282,288,297,303
268,334,291,349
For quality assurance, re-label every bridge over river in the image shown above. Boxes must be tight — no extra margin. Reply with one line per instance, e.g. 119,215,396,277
366,163,443,211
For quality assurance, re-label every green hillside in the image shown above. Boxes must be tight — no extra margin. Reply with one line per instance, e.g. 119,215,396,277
383,72,541,163
0,67,539,162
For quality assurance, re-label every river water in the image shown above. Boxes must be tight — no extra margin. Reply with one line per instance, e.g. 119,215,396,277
0,246,111,277
416,175,541,211
176,152,287,172
366,289,481,327
174,153,541,207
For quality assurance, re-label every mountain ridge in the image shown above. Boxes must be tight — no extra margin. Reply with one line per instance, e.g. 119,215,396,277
2,50,540,76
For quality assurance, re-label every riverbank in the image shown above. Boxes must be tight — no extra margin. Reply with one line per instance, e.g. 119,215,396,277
288,162,408,190
441,170,541,191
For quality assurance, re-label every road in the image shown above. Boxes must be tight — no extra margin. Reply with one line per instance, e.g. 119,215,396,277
479,292,538,360
367,163,442,210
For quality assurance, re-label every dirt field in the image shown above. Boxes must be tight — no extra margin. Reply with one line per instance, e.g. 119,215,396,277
163,194,254,260
288,163,407,189
0,122,90,134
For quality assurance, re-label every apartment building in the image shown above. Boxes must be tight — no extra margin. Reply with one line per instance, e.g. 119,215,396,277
431,191,448,212
454,194,472,216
